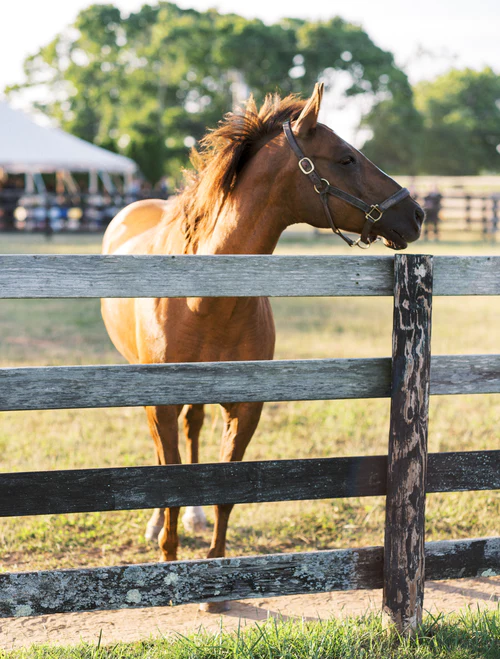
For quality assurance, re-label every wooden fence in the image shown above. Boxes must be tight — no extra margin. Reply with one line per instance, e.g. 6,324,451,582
0,253,499,635
418,194,499,240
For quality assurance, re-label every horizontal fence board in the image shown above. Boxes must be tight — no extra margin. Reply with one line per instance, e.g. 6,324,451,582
0,255,395,298
1,355,498,412
0,255,499,299
433,256,500,296
0,451,498,518
430,354,500,396
0,455,386,517
0,537,498,618
0,358,392,411
428,450,500,493
424,537,500,581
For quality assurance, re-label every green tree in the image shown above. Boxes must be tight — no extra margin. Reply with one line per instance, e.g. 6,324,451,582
6,2,413,183
360,96,423,175
414,67,500,175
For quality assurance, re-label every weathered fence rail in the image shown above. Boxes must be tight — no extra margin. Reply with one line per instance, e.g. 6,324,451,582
1,451,499,518
1,538,499,618
1,355,499,411
0,254,499,297
0,253,499,635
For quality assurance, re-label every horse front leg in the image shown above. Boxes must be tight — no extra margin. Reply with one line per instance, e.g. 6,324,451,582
180,404,208,533
200,401,264,613
144,454,165,542
145,403,208,541
144,405,181,561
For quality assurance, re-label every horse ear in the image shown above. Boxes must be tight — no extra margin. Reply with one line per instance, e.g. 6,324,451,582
294,82,324,137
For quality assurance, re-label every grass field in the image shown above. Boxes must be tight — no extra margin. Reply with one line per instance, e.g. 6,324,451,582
0,232,499,576
1,609,500,658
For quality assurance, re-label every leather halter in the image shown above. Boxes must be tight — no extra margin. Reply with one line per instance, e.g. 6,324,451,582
283,120,410,248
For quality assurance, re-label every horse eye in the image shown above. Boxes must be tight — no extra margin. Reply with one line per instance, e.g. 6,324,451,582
339,155,356,166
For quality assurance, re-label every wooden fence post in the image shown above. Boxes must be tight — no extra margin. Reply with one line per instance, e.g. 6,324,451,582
383,254,433,635
482,197,489,238
491,196,498,241
465,194,471,230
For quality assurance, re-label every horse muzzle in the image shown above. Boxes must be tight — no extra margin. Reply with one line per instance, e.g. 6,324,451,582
372,200,425,250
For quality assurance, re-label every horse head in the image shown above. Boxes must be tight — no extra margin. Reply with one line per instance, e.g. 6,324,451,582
278,83,424,249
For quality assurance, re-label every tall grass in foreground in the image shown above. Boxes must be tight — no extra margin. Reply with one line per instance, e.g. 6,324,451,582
1,610,499,658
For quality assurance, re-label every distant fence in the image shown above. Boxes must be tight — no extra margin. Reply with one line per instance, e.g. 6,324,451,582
0,253,499,635
416,193,500,240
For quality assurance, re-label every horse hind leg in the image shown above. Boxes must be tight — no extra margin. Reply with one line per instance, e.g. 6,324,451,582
180,404,208,533
144,405,181,560
200,401,264,613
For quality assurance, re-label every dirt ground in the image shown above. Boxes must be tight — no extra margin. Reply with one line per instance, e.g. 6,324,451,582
1,577,498,650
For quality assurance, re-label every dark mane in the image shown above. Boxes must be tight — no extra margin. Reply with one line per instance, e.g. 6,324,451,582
177,93,307,249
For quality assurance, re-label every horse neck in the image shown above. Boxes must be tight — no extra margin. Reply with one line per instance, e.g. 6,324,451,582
195,173,290,256
184,196,287,318
175,165,291,318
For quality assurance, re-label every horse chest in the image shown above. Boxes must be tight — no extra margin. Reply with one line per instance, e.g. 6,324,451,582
137,297,275,364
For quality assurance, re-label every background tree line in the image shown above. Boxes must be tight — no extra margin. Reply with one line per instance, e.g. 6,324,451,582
6,2,500,182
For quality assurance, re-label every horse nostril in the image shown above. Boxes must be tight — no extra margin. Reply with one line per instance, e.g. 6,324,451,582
415,206,425,224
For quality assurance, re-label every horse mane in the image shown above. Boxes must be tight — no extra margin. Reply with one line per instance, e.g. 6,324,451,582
176,93,307,250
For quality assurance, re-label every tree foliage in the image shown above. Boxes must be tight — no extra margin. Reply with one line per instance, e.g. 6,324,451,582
362,67,500,175
414,67,500,175
360,97,423,175
9,3,498,178
7,2,410,182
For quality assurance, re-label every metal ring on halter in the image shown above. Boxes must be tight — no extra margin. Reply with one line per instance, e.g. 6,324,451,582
314,178,330,194
352,236,381,249
352,238,371,249
352,235,382,249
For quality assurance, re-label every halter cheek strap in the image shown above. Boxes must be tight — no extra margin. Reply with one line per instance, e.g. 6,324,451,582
282,120,410,248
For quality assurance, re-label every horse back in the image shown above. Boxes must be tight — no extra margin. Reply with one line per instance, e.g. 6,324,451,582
102,198,171,256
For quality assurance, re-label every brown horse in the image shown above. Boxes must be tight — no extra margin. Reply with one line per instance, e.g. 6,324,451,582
102,84,423,608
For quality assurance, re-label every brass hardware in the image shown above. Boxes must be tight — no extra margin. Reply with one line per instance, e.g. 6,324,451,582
298,157,315,175
314,178,330,194
353,238,371,249
365,205,383,222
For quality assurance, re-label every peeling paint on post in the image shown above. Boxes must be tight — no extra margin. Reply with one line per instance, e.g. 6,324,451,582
383,254,433,635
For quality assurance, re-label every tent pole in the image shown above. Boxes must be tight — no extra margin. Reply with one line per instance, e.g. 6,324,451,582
56,171,65,194
125,171,133,192
89,170,98,194
25,172,35,194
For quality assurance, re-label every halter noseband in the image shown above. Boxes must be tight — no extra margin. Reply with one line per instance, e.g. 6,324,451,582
282,120,410,248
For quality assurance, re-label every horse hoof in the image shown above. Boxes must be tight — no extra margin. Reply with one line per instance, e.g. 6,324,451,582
199,601,231,613
144,523,162,543
182,506,207,533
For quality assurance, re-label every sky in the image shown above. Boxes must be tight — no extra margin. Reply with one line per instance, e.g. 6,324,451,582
1,0,499,141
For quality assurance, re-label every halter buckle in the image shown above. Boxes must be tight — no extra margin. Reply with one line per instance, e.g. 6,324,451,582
365,204,383,222
298,157,315,175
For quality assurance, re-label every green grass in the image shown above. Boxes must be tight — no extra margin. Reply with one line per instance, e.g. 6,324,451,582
1,610,499,658
0,233,499,573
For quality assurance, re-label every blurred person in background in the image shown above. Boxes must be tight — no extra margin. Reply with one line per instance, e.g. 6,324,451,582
423,185,442,241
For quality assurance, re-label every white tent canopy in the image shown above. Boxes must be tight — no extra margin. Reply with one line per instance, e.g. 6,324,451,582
0,102,137,174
